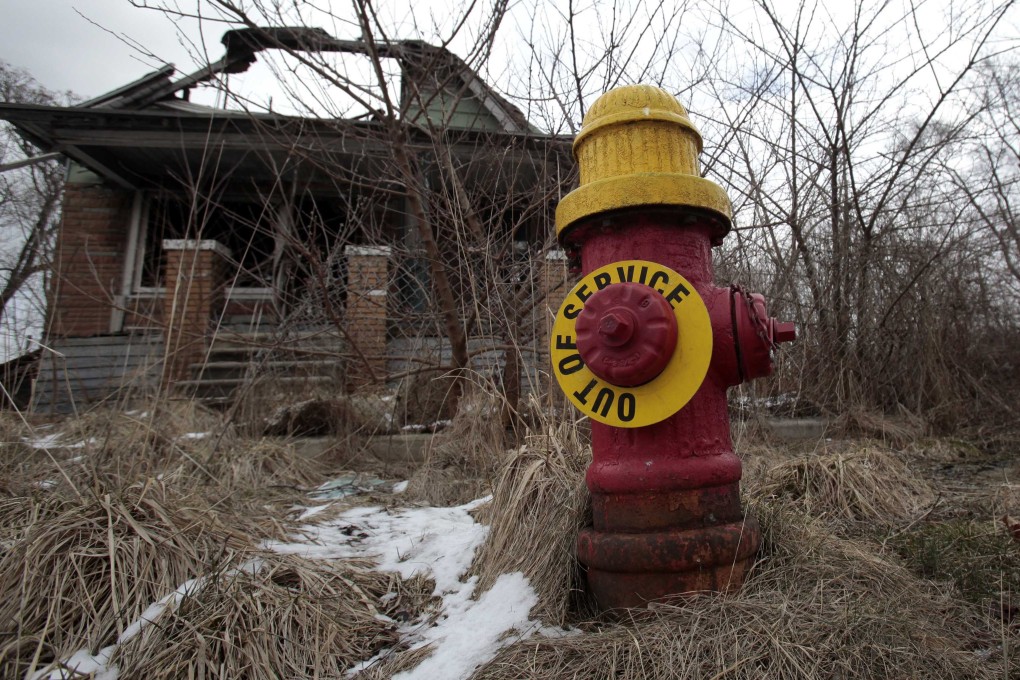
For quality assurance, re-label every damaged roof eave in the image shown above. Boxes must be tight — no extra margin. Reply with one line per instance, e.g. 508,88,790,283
0,27,558,189
102,26,535,134
0,101,568,192
0,102,385,189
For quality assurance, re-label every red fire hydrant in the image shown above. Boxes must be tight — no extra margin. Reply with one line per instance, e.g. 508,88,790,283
550,85,795,610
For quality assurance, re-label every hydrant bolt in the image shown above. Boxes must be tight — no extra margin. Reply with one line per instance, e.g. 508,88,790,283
773,320,797,345
599,309,635,346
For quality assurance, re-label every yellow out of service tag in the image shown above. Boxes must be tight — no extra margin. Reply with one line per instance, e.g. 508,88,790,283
550,260,712,428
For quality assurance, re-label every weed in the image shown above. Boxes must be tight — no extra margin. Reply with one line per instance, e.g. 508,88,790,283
889,519,1020,605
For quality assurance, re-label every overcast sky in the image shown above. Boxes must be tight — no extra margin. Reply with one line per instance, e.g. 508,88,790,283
0,1,504,115
1,1,217,98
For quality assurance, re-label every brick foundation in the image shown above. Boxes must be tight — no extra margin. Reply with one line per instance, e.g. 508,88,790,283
540,249,570,362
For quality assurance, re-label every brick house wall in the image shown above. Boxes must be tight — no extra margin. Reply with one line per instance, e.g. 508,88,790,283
539,249,570,362
48,182,134,338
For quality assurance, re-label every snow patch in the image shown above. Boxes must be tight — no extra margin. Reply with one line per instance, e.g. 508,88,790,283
268,496,555,679
29,646,118,680
30,558,264,680
24,433,63,449
266,497,490,594
178,431,209,440
391,572,539,680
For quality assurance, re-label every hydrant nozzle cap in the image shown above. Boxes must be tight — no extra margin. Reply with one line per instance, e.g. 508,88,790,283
556,85,732,242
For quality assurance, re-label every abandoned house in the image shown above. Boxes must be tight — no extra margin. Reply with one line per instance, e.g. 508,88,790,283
0,27,572,413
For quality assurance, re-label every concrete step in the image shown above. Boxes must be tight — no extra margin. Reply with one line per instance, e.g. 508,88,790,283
201,345,345,364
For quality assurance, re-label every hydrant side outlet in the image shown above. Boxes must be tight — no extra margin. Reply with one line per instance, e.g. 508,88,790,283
551,84,795,611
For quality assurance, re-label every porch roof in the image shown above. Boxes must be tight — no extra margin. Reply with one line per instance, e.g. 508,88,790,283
0,27,571,195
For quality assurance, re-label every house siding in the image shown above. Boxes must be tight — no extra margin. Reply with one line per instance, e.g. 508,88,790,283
31,334,164,414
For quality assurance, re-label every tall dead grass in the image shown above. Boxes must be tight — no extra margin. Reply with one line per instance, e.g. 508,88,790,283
404,382,510,506
0,394,444,678
471,412,591,625
7,400,330,526
754,444,938,525
472,499,1005,679
113,553,436,679
0,396,348,676
0,480,243,678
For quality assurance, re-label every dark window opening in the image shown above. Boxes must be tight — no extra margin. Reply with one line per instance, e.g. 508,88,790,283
140,195,275,289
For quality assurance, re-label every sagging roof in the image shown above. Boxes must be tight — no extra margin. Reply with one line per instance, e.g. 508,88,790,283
0,27,562,192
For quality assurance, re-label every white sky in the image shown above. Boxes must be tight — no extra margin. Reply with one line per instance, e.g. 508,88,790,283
1,1,213,98
0,1,520,117
4,0,1013,121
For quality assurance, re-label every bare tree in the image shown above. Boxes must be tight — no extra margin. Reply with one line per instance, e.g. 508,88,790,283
947,60,1020,290
0,62,67,361
691,0,1019,425
121,0,1020,432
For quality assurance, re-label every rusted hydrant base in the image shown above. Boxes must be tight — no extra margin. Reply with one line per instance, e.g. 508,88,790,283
576,516,761,610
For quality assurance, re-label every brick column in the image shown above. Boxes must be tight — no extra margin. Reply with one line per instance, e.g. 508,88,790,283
345,245,390,389
48,183,134,338
161,239,230,385
540,249,570,363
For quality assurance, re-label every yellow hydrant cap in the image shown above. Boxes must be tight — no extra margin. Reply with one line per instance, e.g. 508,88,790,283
556,85,732,242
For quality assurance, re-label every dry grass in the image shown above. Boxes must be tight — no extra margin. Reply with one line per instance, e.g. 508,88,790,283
349,643,441,679
888,517,1020,607
754,443,938,525
0,395,439,679
0,479,244,678
5,399,331,513
472,499,1006,680
5,391,1017,680
260,393,398,438
471,413,591,626
395,369,460,427
113,553,436,679
170,437,325,495
404,383,509,506
830,406,926,448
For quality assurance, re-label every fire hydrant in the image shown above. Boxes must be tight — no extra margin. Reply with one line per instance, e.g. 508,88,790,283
550,85,795,610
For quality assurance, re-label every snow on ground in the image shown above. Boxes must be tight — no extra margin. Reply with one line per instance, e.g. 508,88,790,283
268,497,491,593
23,432,64,449
31,484,547,679
177,431,209,440
268,496,548,679
30,559,264,680
309,473,396,500
22,434,96,449
388,572,539,680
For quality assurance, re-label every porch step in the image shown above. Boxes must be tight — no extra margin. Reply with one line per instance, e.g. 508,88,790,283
176,375,337,400
200,346,344,364
182,331,347,406
191,359,341,381
210,330,345,347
